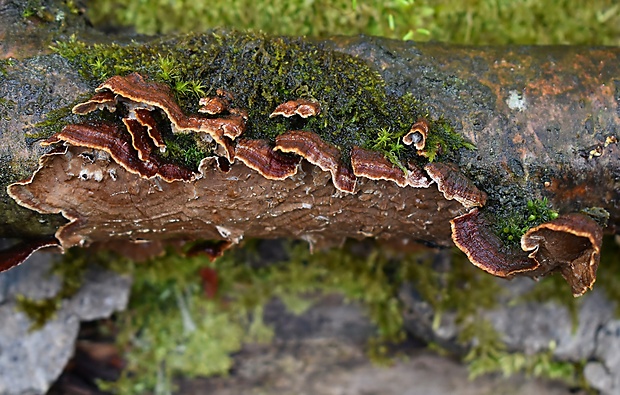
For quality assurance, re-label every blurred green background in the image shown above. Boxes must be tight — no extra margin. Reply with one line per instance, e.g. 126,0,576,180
87,0,620,45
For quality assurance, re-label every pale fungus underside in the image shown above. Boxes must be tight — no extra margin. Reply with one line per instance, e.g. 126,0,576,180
2,32,608,295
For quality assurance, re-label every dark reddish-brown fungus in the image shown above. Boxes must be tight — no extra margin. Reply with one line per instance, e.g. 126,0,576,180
521,213,603,296
274,130,356,193
199,96,229,115
270,99,321,118
123,118,154,161
96,73,244,161
234,138,301,180
350,147,432,188
451,209,605,296
450,209,538,276
134,108,166,150
0,237,61,272
425,162,487,208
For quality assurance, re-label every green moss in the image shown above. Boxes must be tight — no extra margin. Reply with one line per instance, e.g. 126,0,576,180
494,197,559,247
0,59,16,77
51,31,475,168
464,322,579,383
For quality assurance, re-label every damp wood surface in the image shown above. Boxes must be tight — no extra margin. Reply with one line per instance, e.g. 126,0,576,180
1,14,619,259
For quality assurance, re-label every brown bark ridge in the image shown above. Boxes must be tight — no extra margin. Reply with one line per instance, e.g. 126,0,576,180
0,11,618,293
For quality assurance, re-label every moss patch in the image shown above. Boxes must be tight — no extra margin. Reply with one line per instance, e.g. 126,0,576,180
51,31,474,169
493,197,559,247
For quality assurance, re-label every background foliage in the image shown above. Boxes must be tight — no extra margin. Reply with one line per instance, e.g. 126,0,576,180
87,0,620,45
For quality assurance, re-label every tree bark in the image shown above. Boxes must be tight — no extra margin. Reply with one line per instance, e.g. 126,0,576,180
0,1,618,281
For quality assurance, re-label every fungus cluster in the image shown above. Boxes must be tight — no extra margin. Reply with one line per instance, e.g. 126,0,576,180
451,209,603,296
4,72,606,295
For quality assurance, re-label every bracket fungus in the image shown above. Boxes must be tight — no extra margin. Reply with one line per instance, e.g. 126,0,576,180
521,213,603,296
198,89,234,115
403,118,429,152
274,130,356,193
234,138,301,180
450,209,604,296
269,99,321,118
94,72,246,161
425,162,487,208
72,91,117,115
450,209,539,277
0,238,61,273
350,147,431,188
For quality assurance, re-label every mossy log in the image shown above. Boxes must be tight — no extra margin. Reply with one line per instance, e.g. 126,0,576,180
0,2,618,293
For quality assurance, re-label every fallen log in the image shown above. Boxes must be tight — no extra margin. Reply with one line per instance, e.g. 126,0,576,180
1,10,618,295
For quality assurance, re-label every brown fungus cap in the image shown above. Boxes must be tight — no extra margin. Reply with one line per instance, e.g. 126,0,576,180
270,99,321,118
350,147,430,188
521,213,603,296
199,96,230,115
274,130,356,193
425,162,487,208
450,209,539,277
403,119,429,151
72,91,117,115
406,161,434,188
235,138,301,180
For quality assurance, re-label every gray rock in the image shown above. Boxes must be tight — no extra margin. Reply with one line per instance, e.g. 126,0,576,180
0,250,131,395
487,288,614,360
585,320,620,395
402,275,620,395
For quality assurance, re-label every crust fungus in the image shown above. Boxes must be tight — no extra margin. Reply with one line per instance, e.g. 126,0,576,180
451,209,605,296
274,130,356,193
403,119,429,151
350,147,431,188
425,162,487,208
521,213,603,296
270,99,321,118
234,138,301,180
